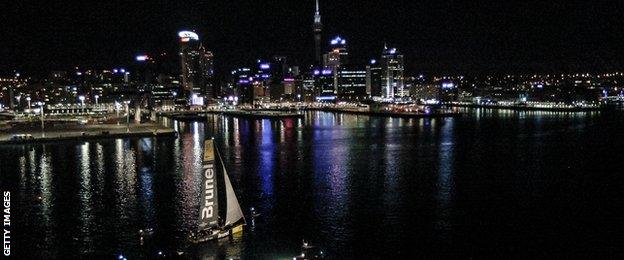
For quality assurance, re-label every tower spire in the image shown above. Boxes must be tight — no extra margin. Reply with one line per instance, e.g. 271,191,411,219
313,0,323,65
316,0,319,14
314,0,322,24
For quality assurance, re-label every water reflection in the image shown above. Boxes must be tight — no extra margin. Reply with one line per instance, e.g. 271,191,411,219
435,118,455,236
3,110,618,258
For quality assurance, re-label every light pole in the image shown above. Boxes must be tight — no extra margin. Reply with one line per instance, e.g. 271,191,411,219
114,101,120,125
94,94,99,105
39,102,45,137
125,101,130,133
79,95,85,106
26,96,31,110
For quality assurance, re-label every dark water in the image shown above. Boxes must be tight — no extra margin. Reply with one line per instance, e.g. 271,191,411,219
2,110,624,258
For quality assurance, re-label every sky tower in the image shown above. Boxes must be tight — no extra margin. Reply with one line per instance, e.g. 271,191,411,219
313,0,323,66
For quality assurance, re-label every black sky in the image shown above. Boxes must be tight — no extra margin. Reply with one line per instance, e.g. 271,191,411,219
1,0,623,77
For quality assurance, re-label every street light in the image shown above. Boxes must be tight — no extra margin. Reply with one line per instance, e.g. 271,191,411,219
124,101,130,133
39,102,45,137
79,95,85,106
94,94,99,105
114,101,121,125
26,96,31,110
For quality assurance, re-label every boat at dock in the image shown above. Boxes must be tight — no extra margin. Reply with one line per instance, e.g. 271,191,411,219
188,138,246,244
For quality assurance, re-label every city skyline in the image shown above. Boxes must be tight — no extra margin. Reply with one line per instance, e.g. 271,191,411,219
2,0,624,78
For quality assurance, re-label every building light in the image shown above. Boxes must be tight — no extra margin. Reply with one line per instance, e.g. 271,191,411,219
178,31,199,41
136,55,149,62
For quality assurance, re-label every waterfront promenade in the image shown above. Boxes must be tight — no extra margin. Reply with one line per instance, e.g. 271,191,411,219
0,123,176,144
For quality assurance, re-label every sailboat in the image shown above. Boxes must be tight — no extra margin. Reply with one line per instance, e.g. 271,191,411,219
189,138,246,243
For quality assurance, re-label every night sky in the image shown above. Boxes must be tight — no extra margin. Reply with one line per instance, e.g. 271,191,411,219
2,0,623,78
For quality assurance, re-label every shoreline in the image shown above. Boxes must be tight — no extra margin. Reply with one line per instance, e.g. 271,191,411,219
446,103,602,112
304,107,462,118
158,108,461,120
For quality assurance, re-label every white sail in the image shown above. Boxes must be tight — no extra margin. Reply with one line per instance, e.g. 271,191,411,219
199,139,219,231
218,152,245,227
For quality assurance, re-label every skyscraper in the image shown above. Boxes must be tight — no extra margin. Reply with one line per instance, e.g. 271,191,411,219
313,0,323,66
366,59,383,97
381,45,404,99
337,65,367,100
324,36,348,69
178,31,201,103
199,45,215,101
178,31,215,105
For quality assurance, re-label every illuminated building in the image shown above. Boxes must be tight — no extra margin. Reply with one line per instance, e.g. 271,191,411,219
313,68,335,101
269,56,288,101
381,45,405,98
323,36,348,69
232,67,254,104
337,65,367,100
178,30,215,105
200,48,216,101
366,59,382,97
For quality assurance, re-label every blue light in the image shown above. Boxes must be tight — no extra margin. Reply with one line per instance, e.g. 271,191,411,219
370,59,377,64
313,70,320,75
331,36,345,45
316,96,337,101
260,63,270,70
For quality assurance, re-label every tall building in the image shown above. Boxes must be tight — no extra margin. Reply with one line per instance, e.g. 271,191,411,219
269,56,288,101
313,0,323,65
199,46,216,101
366,59,383,97
313,68,335,101
323,36,348,69
232,67,254,104
179,31,200,102
381,45,405,99
178,31,215,105
337,65,367,100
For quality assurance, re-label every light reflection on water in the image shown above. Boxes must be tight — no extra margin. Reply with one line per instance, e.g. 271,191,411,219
2,110,623,258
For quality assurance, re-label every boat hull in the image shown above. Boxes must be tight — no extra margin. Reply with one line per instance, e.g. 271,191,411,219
188,224,244,244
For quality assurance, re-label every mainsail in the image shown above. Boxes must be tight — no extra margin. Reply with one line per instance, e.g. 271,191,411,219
198,139,219,231
216,148,245,227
